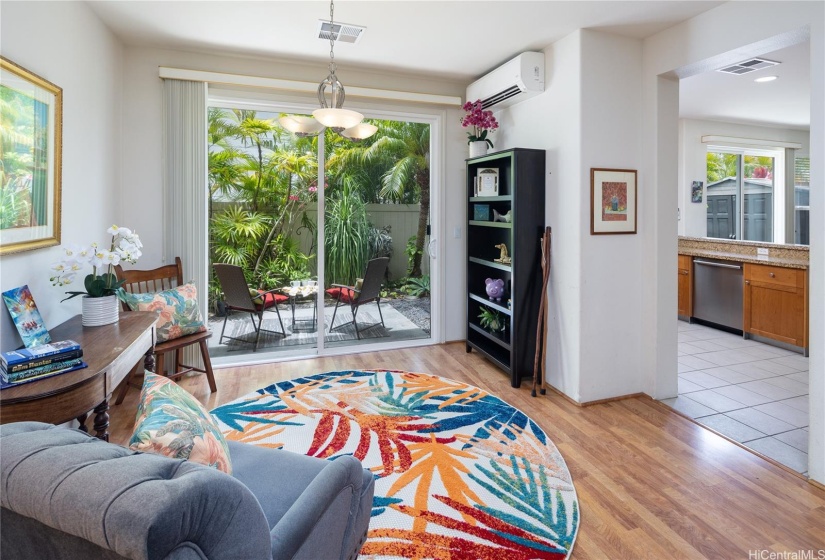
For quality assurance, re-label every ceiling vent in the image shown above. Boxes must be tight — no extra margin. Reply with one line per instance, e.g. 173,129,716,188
317,21,365,44
717,57,780,75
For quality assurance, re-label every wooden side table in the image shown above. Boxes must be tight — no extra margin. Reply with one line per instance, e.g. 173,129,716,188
0,312,156,441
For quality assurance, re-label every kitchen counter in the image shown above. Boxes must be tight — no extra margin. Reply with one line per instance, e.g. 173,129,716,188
678,237,809,270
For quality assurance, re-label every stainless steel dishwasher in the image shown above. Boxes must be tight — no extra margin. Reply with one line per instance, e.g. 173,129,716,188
692,258,744,331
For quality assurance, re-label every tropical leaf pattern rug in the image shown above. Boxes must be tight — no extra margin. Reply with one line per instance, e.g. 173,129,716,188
211,369,579,559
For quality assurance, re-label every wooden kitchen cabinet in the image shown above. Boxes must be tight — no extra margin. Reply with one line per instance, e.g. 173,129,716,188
678,254,692,319
744,263,808,349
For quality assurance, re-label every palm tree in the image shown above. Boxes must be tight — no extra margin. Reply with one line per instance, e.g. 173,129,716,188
329,120,430,276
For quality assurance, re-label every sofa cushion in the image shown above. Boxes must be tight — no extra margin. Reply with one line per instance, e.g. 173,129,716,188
121,282,206,342
130,373,232,474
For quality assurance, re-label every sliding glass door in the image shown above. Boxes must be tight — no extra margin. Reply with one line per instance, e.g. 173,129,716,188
706,148,777,242
205,100,434,364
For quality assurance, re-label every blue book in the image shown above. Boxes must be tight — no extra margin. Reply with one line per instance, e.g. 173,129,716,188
1,340,82,369
0,361,88,390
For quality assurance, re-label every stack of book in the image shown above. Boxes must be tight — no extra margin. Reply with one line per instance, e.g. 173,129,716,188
1,340,87,388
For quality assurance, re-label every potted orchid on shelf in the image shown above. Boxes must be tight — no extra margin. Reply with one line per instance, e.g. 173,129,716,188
461,99,499,158
50,225,143,327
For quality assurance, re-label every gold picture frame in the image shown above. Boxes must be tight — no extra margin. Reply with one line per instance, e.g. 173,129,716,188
0,57,62,255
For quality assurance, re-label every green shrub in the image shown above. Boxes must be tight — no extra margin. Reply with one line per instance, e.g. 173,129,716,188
325,184,370,287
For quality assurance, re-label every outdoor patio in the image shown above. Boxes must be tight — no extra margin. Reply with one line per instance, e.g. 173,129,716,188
207,296,430,363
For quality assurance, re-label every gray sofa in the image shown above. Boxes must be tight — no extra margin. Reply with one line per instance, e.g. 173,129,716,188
0,422,374,560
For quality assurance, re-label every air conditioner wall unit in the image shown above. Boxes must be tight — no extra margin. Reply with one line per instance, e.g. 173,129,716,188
466,52,545,110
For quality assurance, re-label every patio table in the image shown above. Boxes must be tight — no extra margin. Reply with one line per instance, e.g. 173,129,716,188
280,285,319,332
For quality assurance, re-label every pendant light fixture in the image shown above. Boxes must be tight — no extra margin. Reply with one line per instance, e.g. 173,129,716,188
279,0,377,141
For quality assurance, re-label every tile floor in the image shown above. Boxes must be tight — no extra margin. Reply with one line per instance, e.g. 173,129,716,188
662,321,810,475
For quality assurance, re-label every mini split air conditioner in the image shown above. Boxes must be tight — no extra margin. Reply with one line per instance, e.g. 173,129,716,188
466,52,545,110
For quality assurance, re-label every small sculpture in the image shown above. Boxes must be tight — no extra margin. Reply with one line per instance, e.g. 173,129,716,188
493,243,512,264
493,209,512,223
485,278,505,302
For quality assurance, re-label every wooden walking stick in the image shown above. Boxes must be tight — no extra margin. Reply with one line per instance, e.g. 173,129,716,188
532,227,551,397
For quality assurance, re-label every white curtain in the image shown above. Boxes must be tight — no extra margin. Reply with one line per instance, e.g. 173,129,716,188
162,79,208,368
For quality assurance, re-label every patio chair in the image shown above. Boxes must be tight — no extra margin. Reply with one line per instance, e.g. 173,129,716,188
213,263,288,351
326,257,390,339
113,257,217,405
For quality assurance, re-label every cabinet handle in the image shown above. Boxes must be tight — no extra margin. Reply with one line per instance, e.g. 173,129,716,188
679,270,688,275
745,280,750,285
769,272,775,278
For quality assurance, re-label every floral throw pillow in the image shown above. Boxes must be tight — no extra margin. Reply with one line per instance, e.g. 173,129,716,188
121,282,206,342
129,373,232,474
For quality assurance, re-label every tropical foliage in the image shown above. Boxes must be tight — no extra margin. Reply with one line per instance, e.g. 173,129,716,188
208,108,430,309
212,370,579,560
706,151,774,183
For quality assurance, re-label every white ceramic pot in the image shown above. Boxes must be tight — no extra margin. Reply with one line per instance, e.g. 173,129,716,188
81,294,119,327
469,141,488,158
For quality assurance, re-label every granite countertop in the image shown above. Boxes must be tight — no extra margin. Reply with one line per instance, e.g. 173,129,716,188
678,236,809,270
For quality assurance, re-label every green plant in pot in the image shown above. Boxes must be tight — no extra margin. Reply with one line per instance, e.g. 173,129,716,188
478,307,506,333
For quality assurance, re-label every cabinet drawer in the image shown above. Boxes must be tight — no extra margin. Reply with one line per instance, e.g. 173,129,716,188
745,264,803,289
678,254,691,272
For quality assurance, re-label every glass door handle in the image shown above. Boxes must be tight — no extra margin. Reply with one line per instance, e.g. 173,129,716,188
428,239,437,259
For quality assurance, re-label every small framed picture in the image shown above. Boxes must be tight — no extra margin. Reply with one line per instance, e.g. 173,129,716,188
691,181,703,203
473,204,490,221
590,168,637,235
476,168,499,196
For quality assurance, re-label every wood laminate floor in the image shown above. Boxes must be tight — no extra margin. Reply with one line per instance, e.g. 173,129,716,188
106,342,825,559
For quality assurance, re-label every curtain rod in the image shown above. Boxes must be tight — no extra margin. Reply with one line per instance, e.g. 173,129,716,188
701,135,803,149
158,67,462,107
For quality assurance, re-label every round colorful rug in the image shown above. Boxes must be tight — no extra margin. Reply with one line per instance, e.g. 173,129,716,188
211,370,579,559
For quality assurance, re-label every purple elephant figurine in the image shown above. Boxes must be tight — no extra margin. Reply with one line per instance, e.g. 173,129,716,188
485,278,505,302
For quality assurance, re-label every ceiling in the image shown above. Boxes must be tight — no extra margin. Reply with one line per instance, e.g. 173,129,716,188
679,41,811,130
87,1,810,129
87,1,723,82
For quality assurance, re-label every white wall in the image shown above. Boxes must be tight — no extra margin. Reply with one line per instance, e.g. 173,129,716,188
678,118,810,238
118,47,468,341
0,1,123,350
643,1,824,483
495,29,644,403
495,31,583,399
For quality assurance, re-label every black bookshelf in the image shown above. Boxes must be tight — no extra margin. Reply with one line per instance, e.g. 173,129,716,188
465,148,545,388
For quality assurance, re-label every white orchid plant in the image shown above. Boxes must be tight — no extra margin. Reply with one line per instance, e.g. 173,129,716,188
50,225,143,300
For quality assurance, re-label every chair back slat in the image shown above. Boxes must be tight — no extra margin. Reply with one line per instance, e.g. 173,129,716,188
114,257,184,310
213,264,255,311
357,258,389,302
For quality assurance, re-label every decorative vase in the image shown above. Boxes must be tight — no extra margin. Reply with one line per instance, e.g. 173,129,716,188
469,141,488,158
81,294,119,327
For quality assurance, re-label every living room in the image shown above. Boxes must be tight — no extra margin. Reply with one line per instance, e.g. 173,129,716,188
1,1,823,558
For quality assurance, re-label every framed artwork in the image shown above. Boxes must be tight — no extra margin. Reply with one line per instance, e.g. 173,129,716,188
691,181,703,203
476,168,499,196
2,285,51,347
590,168,637,235
0,57,62,255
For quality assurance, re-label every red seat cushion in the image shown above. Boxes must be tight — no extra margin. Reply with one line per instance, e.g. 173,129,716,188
326,287,357,303
254,291,288,311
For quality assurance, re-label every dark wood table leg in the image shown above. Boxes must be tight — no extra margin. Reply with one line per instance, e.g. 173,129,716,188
93,400,110,441
76,412,89,433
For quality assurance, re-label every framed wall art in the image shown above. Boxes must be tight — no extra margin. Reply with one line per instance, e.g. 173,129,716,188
691,180,703,203
590,168,637,235
0,57,62,255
